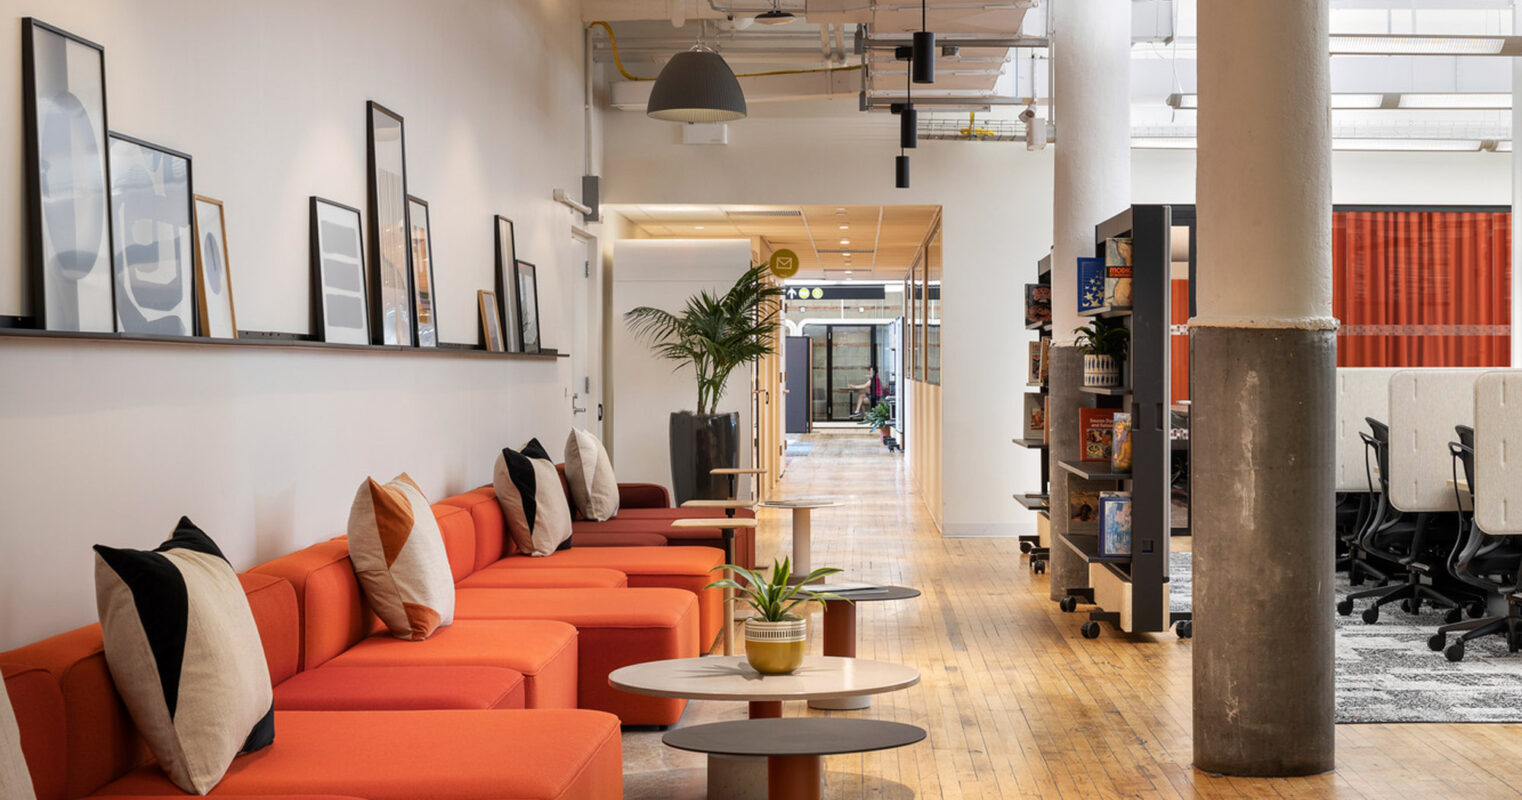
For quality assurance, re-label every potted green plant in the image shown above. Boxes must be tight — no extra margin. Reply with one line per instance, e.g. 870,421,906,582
626,264,785,504
861,401,893,445
706,557,849,675
1073,320,1130,388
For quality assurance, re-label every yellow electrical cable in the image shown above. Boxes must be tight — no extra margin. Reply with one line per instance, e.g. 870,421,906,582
587,20,863,81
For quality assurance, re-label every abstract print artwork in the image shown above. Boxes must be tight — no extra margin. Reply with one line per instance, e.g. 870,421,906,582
109,135,196,336
407,196,437,347
310,197,369,345
494,215,522,352
23,19,114,332
192,196,237,338
515,260,540,354
366,102,412,346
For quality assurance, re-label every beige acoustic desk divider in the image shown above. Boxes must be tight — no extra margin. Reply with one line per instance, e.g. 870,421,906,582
1387,369,1488,513
1335,368,1401,493
1472,371,1522,535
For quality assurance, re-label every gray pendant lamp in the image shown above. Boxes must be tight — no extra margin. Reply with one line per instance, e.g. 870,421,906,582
647,46,748,122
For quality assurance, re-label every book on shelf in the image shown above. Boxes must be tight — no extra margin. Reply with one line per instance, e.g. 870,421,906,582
1039,338,1050,384
1078,407,1120,462
1023,394,1046,440
1042,396,1050,444
1104,237,1133,310
1028,341,1044,384
1024,284,1051,326
1069,489,1100,524
1098,492,1133,557
1111,412,1133,473
1077,257,1106,313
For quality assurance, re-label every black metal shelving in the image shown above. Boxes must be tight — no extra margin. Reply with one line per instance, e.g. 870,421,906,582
1019,251,1054,570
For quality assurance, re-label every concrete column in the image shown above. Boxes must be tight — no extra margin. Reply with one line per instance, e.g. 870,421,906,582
1046,0,1130,597
1192,0,1337,777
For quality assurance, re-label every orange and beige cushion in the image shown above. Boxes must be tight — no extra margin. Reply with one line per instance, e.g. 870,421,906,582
0,674,36,800
494,439,573,556
93,518,275,794
564,428,620,521
347,473,455,640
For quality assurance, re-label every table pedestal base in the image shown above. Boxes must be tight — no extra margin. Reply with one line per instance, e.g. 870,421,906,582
809,600,868,709
708,754,767,800
807,694,871,710
768,755,823,800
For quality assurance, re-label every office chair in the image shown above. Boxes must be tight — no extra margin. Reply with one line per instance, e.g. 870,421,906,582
1426,429,1522,662
1336,430,1383,585
1336,418,1470,624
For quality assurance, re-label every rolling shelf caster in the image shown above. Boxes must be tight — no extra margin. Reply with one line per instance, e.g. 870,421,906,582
1175,620,1192,639
1059,596,1079,613
1080,621,1101,639
1336,598,1354,616
1361,606,1380,624
1445,641,1465,662
1020,540,1033,554
1445,607,1463,624
1428,633,1446,652
1032,560,1046,574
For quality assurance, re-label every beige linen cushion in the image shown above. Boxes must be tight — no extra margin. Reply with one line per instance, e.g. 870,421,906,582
347,473,456,640
0,677,36,800
564,428,620,522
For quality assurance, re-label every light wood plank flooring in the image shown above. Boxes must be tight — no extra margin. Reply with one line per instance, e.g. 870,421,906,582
624,431,1522,799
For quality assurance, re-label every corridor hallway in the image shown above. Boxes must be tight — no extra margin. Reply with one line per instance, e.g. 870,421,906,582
623,431,1522,799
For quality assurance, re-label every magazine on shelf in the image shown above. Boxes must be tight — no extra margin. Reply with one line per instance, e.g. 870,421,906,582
1078,407,1120,462
1077,257,1106,313
1028,341,1043,384
1024,284,1051,326
1039,337,1050,384
1069,489,1100,524
1111,412,1133,473
1024,394,1046,440
1042,397,1050,444
1098,492,1133,557
1104,237,1133,309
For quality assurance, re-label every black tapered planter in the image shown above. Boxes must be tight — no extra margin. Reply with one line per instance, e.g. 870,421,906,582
670,411,739,505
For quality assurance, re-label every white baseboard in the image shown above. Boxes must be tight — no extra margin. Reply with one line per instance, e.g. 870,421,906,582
941,522,1035,538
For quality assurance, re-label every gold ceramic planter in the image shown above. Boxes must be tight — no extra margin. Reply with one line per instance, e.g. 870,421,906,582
745,617,808,675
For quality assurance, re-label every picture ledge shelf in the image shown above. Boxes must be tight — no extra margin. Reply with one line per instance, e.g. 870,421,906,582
0,321,566,360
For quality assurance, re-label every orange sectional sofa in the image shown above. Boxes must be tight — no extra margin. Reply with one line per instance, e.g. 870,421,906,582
0,480,739,798
551,467,758,569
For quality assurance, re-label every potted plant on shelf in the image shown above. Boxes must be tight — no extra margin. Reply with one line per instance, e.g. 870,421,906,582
626,264,785,504
707,557,849,675
862,400,893,446
1073,320,1130,388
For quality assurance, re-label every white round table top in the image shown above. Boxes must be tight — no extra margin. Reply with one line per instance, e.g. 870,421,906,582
608,656,919,702
758,498,841,510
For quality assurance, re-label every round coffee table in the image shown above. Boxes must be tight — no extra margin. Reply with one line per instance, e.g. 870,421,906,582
757,498,841,576
664,718,926,800
805,585,922,710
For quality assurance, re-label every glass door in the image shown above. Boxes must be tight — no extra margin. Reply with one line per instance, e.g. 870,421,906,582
805,324,883,422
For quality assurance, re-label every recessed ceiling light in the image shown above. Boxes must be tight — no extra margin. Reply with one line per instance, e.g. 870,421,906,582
839,225,849,230
845,270,853,274
840,239,851,245
695,225,705,230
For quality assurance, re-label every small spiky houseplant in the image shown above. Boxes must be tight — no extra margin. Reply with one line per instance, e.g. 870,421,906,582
705,557,850,622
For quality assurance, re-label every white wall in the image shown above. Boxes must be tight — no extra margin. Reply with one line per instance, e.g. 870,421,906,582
602,100,1512,537
0,0,592,649
610,239,754,490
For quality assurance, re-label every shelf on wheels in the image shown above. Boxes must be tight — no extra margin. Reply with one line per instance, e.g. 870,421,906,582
1079,385,1131,397
1011,437,1048,449
1059,533,1132,565
1057,460,1130,482
1076,306,1133,319
1013,493,1049,510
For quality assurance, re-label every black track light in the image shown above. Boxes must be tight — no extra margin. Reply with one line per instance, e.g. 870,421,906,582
896,154,911,189
900,105,917,149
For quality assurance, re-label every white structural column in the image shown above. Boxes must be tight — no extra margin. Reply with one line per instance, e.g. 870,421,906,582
1045,0,1131,601
1192,0,1337,777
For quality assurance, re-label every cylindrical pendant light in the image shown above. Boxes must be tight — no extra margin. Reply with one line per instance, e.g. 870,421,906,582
896,154,911,188
912,31,935,83
900,106,917,149
646,46,747,122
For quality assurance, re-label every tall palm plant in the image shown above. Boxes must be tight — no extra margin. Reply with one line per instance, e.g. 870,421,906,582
625,263,786,416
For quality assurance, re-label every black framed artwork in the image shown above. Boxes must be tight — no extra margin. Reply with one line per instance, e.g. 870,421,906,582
366,101,413,346
191,195,237,339
310,196,370,345
108,133,196,336
23,18,115,332
493,215,522,352
515,260,540,354
407,195,438,347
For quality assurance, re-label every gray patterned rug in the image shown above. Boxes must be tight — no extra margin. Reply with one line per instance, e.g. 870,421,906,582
1168,552,1522,723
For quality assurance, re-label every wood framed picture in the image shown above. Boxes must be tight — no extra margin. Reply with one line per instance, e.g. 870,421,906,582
23,18,115,332
309,196,370,345
493,215,522,352
109,133,196,336
515,260,540,354
478,289,503,353
366,101,413,346
407,195,437,347
191,195,237,338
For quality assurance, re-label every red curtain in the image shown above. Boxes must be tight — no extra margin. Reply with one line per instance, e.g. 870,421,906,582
1333,210,1511,367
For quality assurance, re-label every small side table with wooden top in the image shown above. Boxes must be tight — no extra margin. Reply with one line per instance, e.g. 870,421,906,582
671,516,759,655
756,498,841,577
680,498,756,518
663,718,926,800
804,584,922,710
711,466,769,503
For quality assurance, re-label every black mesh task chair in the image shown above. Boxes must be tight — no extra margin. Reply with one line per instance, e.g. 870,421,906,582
1336,418,1472,624
1426,427,1522,662
1340,428,1387,586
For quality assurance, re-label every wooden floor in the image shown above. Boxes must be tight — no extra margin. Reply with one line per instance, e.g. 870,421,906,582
623,431,1522,799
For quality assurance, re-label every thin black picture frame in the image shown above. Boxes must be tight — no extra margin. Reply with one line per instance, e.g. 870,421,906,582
493,215,522,352
107,132,197,337
23,17,115,332
407,195,438,347
365,101,414,346
515,259,540,354
309,196,370,344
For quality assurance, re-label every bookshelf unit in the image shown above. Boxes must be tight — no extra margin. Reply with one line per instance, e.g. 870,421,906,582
1057,206,1192,640
1017,251,1053,572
